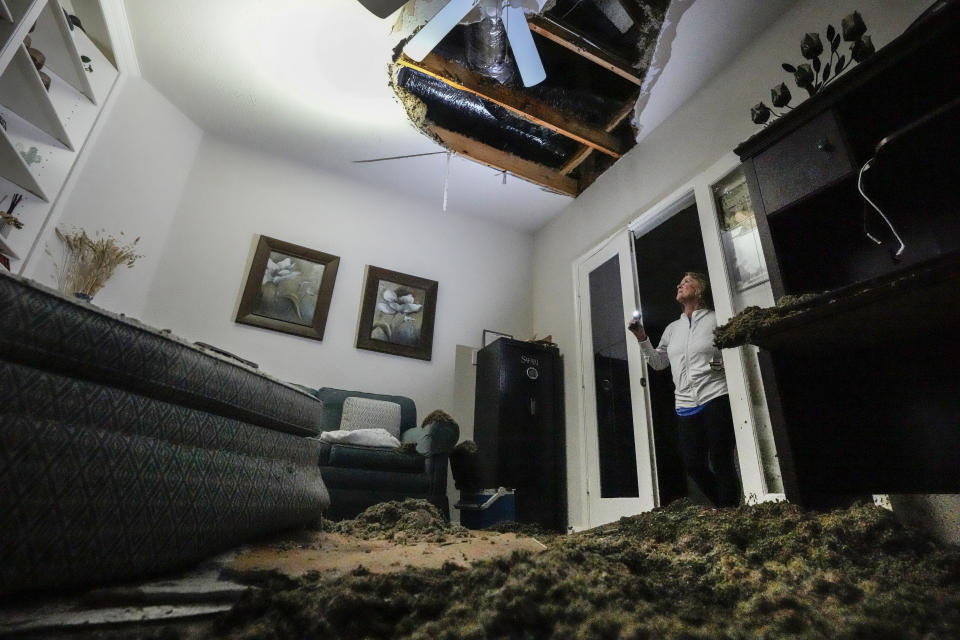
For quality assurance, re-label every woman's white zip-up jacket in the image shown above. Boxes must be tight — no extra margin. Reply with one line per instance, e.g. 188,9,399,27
638,308,728,409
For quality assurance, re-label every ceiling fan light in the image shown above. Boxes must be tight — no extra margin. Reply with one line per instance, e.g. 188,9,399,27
479,0,501,20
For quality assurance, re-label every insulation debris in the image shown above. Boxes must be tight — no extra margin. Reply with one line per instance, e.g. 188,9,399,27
713,294,821,349
212,499,960,639
325,499,471,545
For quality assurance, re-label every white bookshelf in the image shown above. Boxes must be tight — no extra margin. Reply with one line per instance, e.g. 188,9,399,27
0,0,116,270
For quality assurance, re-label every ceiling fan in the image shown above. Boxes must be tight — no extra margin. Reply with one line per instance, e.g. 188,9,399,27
356,0,547,87
354,0,408,19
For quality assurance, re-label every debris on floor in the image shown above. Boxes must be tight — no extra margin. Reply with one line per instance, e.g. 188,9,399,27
226,499,544,581
213,499,960,639
7,499,959,639
325,499,471,544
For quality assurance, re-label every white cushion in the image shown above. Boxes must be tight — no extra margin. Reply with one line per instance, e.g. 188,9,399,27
319,428,401,448
340,397,402,438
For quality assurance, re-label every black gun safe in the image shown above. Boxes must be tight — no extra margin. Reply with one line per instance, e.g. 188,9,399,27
473,338,566,531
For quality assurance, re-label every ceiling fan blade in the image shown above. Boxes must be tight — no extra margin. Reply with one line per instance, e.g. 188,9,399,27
503,4,546,87
403,0,480,61
354,0,409,19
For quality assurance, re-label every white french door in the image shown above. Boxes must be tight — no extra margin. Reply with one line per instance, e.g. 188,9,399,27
576,230,658,527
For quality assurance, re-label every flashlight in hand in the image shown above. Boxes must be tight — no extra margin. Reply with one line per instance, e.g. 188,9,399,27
628,309,641,331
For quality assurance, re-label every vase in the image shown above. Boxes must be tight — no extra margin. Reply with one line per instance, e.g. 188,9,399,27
73,292,93,302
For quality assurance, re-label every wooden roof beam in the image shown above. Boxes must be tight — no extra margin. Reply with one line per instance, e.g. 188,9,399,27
398,54,624,159
429,124,579,197
527,14,644,87
562,89,640,176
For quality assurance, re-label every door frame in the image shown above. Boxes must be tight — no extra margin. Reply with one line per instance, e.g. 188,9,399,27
572,163,785,528
574,229,657,527
693,153,784,501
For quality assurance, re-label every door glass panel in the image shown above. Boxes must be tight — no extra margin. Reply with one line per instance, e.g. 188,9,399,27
713,168,769,302
588,255,639,498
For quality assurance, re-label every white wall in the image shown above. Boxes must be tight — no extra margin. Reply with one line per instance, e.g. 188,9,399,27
141,135,534,419
532,0,930,529
25,76,203,318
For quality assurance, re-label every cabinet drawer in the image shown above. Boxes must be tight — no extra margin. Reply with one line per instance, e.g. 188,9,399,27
754,109,853,214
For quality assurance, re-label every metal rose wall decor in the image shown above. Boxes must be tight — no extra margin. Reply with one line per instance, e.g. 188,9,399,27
751,11,875,125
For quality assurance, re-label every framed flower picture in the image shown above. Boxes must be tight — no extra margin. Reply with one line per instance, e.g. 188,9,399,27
356,265,438,361
235,235,340,341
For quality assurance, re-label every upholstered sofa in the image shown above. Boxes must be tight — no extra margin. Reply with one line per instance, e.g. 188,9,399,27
0,271,330,596
314,388,460,520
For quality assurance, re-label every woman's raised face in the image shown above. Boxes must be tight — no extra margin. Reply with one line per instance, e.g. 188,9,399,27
676,274,701,304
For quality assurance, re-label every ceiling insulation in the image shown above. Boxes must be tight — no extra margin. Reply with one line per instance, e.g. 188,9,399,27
391,0,669,196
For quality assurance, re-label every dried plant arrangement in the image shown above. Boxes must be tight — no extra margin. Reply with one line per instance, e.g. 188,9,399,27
52,227,142,299
0,211,23,230
0,193,24,230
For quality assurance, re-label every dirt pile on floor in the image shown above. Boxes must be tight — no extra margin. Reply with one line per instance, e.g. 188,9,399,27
714,294,821,349
213,500,960,639
325,499,470,545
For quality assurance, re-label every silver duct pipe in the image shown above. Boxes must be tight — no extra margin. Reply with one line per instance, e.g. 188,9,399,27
465,3,515,84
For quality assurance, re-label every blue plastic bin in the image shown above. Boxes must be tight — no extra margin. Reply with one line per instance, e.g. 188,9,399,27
455,487,516,529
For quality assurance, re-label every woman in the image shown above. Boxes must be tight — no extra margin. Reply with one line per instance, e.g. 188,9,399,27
628,272,741,507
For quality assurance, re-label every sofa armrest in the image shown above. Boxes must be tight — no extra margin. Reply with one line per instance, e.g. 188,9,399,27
401,410,460,457
424,453,451,495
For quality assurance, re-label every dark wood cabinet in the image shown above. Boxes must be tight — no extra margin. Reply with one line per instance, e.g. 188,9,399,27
752,109,854,215
733,1,960,507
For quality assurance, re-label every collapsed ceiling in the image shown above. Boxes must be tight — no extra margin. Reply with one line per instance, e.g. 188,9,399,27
391,0,670,196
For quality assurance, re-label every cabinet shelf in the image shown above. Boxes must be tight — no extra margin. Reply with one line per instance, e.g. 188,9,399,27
6,0,38,22
0,0,117,271
31,0,93,101
1,44,72,149
750,251,960,354
0,0,43,72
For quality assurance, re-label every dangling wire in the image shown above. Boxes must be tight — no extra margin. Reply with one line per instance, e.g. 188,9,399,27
858,158,906,258
352,151,448,163
442,151,451,212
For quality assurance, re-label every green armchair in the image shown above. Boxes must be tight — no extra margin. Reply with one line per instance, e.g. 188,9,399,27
313,388,460,520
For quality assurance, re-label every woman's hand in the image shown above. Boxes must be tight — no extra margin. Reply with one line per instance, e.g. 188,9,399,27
628,320,647,342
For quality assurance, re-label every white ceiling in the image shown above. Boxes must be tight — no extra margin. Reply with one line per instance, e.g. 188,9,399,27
123,0,792,232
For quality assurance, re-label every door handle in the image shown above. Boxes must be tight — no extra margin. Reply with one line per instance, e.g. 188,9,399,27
640,377,647,387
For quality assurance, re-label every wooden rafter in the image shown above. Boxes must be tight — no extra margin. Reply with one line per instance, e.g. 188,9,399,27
562,89,640,176
527,14,644,86
398,54,624,159
429,124,578,197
